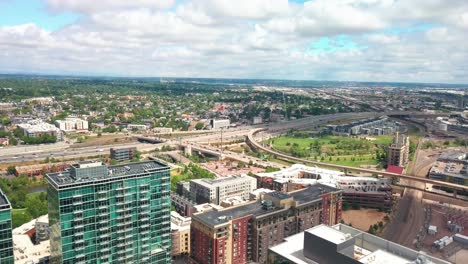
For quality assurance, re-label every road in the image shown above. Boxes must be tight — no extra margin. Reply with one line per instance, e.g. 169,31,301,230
384,189,425,248
0,142,158,163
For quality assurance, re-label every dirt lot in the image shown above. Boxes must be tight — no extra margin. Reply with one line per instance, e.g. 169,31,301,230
70,135,135,148
203,160,265,176
449,249,468,264
342,209,387,231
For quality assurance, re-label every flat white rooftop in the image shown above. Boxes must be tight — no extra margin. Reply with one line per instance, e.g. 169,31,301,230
308,225,350,244
358,249,408,264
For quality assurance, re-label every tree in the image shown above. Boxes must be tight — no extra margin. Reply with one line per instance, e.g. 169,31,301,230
195,122,205,130
7,166,16,175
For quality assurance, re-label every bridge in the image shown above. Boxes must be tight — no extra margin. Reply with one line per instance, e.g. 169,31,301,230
246,128,468,193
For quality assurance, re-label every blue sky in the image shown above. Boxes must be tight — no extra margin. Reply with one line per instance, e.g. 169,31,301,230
0,0,466,83
0,0,79,30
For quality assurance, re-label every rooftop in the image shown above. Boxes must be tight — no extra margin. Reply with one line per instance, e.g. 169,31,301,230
193,184,340,227
269,224,450,264
191,174,255,187
0,188,11,210
47,160,169,189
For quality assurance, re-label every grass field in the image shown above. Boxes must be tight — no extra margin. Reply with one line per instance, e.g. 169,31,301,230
269,135,391,167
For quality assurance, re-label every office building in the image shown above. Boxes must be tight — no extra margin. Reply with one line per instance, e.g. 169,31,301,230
256,164,392,209
55,118,89,132
268,224,449,264
0,188,14,264
17,120,63,141
171,211,191,257
210,119,230,130
110,147,137,162
190,184,342,264
429,152,468,186
190,174,257,205
387,133,410,167
46,160,171,264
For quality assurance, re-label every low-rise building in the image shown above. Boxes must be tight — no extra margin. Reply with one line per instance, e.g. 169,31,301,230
210,119,230,130
17,120,62,141
13,215,50,264
127,124,148,131
190,185,343,264
171,211,191,258
268,224,449,264
110,146,137,162
189,174,257,205
55,118,88,132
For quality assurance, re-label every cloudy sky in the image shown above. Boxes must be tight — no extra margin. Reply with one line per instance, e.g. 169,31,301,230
0,0,467,83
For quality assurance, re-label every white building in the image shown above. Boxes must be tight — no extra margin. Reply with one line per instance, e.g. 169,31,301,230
55,118,88,132
256,164,392,209
190,174,257,205
268,224,449,264
210,119,230,130
17,120,63,141
13,214,50,264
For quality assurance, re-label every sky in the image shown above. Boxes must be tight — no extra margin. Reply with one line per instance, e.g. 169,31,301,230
0,0,467,83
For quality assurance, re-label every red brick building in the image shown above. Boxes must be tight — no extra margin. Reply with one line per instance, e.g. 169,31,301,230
190,184,342,264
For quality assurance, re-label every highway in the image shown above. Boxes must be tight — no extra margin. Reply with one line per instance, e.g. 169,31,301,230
0,110,451,165
0,142,158,163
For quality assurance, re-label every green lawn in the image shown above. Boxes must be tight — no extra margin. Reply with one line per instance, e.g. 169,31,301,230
269,135,388,167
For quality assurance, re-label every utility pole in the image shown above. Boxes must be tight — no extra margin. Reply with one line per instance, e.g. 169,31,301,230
220,128,223,154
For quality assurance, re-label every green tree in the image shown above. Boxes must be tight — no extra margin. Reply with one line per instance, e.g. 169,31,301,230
195,122,205,130
7,166,16,175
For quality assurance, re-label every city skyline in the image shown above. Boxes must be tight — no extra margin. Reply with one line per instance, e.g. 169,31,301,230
0,0,467,83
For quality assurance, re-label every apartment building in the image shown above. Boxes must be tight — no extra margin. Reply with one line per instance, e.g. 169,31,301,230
190,184,343,264
171,211,191,258
189,175,257,205
46,160,172,264
18,120,63,141
55,118,88,132
256,164,392,209
0,188,14,264
387,133,410,167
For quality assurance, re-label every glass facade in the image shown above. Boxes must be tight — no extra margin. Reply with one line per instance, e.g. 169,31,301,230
47,162,171,264
0,190,14,264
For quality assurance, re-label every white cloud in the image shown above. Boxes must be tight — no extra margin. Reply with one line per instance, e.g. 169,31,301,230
45,0,176,13
0,0,467,83
368,34,400,44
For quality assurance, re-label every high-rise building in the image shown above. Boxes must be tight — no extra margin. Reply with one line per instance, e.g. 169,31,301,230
190,184,342,264
387,133,410,167
46,160,172,264
0,188,14,264
268,224,449,264
190,175,257,205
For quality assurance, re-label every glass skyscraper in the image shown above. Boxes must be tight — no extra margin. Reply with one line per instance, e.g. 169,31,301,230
46,160,171,264
0,188,13,264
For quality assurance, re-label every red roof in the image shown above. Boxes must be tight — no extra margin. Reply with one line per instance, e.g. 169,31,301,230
386,165,404,174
